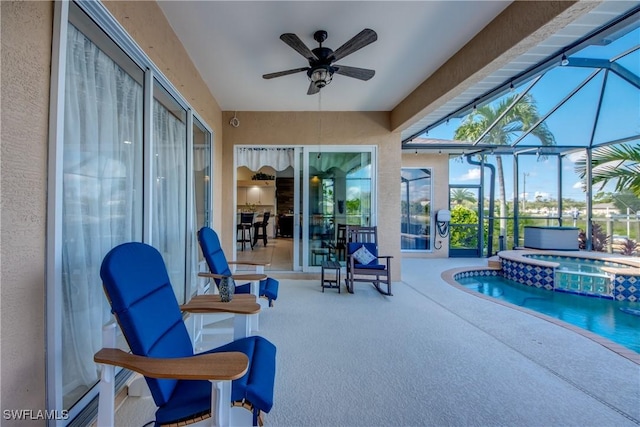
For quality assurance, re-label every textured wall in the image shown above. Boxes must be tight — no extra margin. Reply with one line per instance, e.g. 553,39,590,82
1,0,53,417
1,0,223,420
222,111,402,279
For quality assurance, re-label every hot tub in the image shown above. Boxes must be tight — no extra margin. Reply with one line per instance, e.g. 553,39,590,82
498,250,640,301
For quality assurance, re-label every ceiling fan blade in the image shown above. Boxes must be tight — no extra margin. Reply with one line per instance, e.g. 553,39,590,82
331,29,377,62
334,65,375,81
263,67,309,79
307,81,320,95
280,33,318,61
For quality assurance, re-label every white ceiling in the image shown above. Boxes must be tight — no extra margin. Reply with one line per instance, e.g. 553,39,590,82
157,1,512,112
157,1,639,140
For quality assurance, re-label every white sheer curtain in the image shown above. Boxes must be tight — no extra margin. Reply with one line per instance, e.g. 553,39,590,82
152,97,187,303
62,24,143,406
192,124,211,297
237,147,295,171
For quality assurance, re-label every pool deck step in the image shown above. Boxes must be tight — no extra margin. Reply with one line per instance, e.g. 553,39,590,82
488,256,502,269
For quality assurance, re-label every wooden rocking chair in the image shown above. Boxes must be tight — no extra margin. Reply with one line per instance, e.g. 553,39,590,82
345,226,393,296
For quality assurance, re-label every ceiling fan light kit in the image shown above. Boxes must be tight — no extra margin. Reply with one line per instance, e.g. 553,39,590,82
263,28,377,95
309,65,333,90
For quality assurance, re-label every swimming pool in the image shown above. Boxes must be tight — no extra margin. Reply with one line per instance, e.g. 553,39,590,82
499,250,640,301
456,273,640,354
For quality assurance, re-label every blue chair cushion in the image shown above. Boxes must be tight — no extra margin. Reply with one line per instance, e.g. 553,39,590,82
354,263,386,270
198,227,233,283
260,278,279,302
154,336,276,426
101,242,194,406
235,282,252,295
198,227,279,303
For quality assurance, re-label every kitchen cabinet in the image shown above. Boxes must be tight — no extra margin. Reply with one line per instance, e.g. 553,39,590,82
237,180,277,237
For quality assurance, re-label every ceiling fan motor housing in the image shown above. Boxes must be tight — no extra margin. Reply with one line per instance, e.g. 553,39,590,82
307,44,335,88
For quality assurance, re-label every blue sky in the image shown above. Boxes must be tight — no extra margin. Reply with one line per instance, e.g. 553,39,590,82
429,24,640,204
448,153,593,203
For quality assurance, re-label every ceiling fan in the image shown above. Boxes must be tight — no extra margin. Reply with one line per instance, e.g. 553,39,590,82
263,29,377,95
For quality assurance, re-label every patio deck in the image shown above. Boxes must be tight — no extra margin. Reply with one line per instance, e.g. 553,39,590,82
113,256,640,426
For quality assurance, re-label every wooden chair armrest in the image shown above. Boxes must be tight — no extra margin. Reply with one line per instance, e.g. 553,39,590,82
94,348,248,381
228,261,271,267
198,272,267,281
181,294,260,314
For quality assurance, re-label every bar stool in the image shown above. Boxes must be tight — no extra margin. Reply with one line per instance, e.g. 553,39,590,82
237,212,254,250
253,211,271,247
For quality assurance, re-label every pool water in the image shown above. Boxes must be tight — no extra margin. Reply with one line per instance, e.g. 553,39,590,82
524,254,628,274
457,275,640,353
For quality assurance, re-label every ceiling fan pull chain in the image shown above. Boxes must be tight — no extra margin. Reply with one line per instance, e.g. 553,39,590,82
317,91,322,158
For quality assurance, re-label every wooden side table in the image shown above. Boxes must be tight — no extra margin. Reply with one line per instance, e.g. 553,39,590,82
181,294,260,339
321,260,341,293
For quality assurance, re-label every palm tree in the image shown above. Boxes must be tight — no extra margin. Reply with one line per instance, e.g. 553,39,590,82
450,188,476,206
454,93,555,238
575,143,640,197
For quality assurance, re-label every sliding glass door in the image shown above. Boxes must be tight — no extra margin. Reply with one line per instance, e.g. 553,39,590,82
401,168,432,251
58,18,145,412
233,146,375,272
152,81,188,302
303,149,375,269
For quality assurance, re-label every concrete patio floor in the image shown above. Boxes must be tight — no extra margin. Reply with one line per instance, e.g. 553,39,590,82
113,256,640,426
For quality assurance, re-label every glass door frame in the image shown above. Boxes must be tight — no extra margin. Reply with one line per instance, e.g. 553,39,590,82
233,146,304,271
233,145,377,272
448,184,483,257
302,145,377,272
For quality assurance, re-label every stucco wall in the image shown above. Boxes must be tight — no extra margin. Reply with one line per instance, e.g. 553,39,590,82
222,111,402,280
1,0,53,416
1,0,223,421
401,153,450,258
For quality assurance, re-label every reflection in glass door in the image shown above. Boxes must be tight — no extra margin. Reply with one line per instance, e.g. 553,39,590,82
191,117,211,296
304,150,374,268
401,168,432,251
449,185,482,257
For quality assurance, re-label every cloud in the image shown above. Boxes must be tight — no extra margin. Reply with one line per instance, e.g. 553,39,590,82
347,186,361,199
572,181,584,189
458,168,481,181
566,151,586,162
